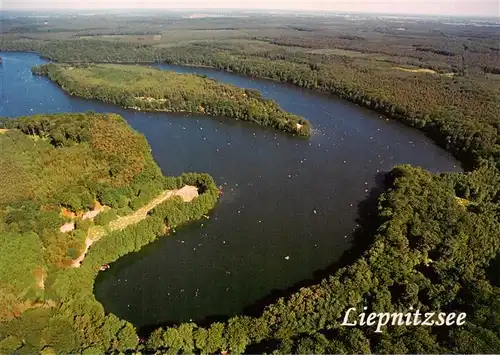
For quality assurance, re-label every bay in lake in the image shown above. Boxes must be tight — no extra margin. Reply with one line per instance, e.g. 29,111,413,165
0,52,461,328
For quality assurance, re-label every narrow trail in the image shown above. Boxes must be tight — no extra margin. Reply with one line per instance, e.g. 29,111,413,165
71,185,199,268
71,237,94,268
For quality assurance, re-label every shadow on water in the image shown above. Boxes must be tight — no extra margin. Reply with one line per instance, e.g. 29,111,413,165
138,170,388,337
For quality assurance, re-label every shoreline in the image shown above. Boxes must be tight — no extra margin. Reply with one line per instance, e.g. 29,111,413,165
31,62,311,137
70,185,199,268
10,48,475,168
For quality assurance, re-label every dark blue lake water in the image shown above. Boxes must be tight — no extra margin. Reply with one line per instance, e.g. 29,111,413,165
0,52,461,328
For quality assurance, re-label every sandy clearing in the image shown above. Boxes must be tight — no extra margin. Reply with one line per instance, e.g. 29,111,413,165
71,185,198,268
393,66,438,74
59,222,75,233
136,96,167,103
82,202,107,220
392,67,455,77
107,185,198,231
82,209,101,220
37,274,45,290
34,268,46,290
174,185,199,202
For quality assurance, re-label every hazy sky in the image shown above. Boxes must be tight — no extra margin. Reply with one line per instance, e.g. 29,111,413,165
2,0,499,18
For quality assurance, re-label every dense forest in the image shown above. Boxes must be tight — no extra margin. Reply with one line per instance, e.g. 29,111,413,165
2,160,500,353
0,113,220,353
140,164,500,354
1,13,500,354
1,113,168,267
32,63,310,136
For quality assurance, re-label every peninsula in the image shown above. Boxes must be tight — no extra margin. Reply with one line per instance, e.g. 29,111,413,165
0,112,219,352
32,63,311,136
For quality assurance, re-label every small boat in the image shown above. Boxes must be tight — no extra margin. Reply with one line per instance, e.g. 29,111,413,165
99,264,110,271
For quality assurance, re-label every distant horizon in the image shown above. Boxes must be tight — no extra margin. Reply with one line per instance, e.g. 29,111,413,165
2,1,499,18
2,8,499,20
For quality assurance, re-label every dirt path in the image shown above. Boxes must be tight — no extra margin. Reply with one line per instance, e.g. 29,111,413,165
392,66,455,77
71,185,198,268
108,185,198,232
34,268,46,290
71,237,94,268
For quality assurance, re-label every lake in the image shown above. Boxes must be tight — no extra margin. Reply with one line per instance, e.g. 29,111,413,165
0,52,462,329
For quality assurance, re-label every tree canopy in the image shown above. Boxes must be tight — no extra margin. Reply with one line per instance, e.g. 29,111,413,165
32,63,311,136
0,113,220,353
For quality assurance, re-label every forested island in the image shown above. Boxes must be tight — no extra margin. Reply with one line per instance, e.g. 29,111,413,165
0,113,220,353
1,12,500,354
3,35,498,167
32,63,311,136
